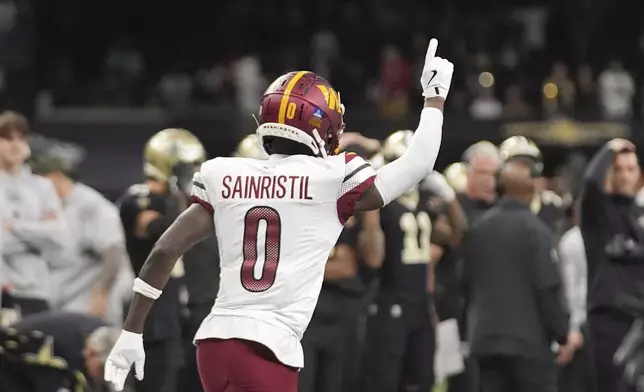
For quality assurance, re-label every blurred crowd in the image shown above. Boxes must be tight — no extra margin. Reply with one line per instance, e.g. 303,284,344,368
0,1,640,122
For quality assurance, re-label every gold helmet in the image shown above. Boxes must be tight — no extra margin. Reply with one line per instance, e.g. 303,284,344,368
499,136,543,176
443,162,468,194
499,136,541,160
381,130,414,163
143,128,206,182
234,134,267,159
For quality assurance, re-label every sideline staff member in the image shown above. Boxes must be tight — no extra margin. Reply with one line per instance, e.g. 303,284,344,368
581,138,644,392
463,159,569,392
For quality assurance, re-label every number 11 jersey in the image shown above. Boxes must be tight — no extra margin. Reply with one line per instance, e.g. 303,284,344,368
190,152,375,368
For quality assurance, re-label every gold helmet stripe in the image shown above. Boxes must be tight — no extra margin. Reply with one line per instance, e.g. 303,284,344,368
278,71,309,124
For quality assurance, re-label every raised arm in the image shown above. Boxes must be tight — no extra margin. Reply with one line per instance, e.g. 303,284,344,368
580,139,635,227
354,39,453,212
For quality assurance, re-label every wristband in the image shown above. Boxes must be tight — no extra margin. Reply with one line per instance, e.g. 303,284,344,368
133,278,162,300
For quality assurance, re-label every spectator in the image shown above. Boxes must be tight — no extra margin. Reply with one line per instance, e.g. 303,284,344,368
503,85,533,120
232,55,266,116
470,87,502,120
194,63,230,105
575,65,599,121
157,69,194,111
310,30,339,80
373,45,412,118
598,61,635,120
103,40,146,106
543,62,576,118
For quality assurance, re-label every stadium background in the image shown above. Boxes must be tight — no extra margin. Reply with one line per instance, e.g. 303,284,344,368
0,0,643,391
0,0,642,198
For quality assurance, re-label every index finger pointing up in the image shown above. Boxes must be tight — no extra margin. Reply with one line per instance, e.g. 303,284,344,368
425,38,438,64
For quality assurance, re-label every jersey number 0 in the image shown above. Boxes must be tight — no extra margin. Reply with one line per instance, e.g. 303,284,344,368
241,206,282,292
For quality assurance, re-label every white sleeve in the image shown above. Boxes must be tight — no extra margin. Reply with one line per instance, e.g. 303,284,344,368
374,107,443,205
191,171,214,213
336,153,377,224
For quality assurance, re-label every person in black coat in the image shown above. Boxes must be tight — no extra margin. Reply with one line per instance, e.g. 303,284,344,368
463,159,569,392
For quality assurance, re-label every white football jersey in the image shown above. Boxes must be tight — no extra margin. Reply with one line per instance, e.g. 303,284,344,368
190,152,375,367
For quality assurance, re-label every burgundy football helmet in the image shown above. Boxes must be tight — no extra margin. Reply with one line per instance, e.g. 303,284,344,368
257,71,345,157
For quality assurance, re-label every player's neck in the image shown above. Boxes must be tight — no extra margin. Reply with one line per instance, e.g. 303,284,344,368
146,179,168,194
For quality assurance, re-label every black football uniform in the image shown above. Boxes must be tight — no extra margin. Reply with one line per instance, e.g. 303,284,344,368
118,184,183,392
362,193,435,392
300,222,364,392
533,190,566,236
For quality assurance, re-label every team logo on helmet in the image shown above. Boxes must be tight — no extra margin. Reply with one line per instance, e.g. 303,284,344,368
257,71,345,157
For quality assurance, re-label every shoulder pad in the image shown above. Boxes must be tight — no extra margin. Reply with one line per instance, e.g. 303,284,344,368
540,190,563,207
118,184,151,210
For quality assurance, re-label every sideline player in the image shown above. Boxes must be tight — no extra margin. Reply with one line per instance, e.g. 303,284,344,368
104,39,454,392
118,128,207,392
362,130,462,392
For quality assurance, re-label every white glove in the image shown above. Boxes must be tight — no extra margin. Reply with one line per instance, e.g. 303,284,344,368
104,330,146,391
421,171,456,203
420,39,454,99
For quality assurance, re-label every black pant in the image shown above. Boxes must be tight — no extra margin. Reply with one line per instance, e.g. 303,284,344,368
299,293,362,392
448,357,479,392
558,329,596,392
476,355,557,392
299,321,346,392
135,339,181,392
362,298,435,392
179,302,212,392
588,312,637,392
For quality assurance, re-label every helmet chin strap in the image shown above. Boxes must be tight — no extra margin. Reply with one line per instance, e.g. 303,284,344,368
312,129,328,158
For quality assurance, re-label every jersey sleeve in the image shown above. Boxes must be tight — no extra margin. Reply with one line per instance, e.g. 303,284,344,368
337,152,376,224
191,171,214,213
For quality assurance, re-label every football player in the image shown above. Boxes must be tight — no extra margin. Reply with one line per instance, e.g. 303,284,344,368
443,162,468,194
117,128,206,392
362,130,464,392
104,39,454,392
499,136,565,235
233,134,268,159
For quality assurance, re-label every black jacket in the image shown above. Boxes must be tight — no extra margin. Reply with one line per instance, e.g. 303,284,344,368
580,145,644,314
463,198,569,361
